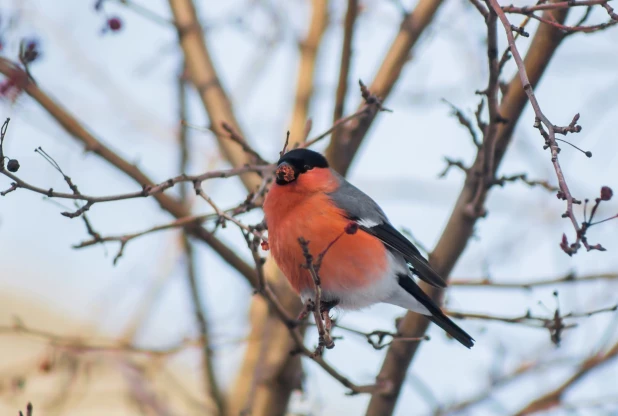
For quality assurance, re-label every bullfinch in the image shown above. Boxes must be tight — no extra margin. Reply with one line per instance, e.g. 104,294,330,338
263,148,474,348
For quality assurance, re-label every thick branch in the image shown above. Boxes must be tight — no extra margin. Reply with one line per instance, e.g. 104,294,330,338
168,0,262,191
326,0,445,175
332,0,359,139
288,0,328,144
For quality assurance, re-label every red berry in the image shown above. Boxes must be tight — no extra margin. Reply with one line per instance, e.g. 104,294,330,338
600,186,613,201
344,222,359,235
107,17,122,31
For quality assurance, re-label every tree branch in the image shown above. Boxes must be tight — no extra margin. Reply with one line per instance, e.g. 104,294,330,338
366,6,572,415
332,0,359,141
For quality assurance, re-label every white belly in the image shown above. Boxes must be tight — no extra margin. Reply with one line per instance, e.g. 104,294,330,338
300,251,431,315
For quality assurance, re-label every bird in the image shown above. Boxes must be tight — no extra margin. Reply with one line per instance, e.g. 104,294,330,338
262,148,474,348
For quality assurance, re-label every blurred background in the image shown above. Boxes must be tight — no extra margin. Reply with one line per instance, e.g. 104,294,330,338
0,0,617,415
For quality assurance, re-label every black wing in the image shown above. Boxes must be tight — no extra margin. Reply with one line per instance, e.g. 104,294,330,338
361,221,447,288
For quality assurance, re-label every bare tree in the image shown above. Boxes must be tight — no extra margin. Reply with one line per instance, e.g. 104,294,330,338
1,0,618,415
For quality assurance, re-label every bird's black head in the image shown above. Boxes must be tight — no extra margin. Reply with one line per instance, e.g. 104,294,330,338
275,148,329,185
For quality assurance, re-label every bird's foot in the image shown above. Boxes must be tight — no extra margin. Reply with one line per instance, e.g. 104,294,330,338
321,311,335,347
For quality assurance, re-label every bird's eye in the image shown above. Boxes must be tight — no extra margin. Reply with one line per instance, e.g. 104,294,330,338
304,165,313,171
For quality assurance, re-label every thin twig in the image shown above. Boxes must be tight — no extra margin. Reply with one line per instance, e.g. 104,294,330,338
177,69,224,416
0,163,272,216
298,237,335,354
503,0,610,13
451,272,618,289
487,0,605,254
300,107,370,149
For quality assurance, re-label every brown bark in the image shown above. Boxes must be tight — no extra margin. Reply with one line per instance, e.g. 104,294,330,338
332,0,359,129
168,0,262,192
288,0,329,143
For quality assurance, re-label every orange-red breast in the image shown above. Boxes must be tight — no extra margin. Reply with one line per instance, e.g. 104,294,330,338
263,148,474,348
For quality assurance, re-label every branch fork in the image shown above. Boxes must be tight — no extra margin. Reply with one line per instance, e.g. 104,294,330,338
298,237,335,355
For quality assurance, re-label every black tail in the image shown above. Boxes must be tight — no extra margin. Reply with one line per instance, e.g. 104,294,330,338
398,274,475,349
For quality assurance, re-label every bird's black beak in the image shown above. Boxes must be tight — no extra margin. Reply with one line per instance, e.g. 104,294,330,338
275,161,298,185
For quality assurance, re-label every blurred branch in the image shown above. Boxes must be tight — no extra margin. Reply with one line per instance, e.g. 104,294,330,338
183,236,224,414
440,356,577,414
112,0,176,27
177,70,224,416
119,359,176,415
515,340,618,415
301,106,370,149
168,0,262,191
326,0,444,175
288,0,328,144
332,0,358,139
183,121,269,164
227,274,302,415
0,322,211,356
451,272,618,288
220,122,269,164
366,6,573,415
18,403,33,416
